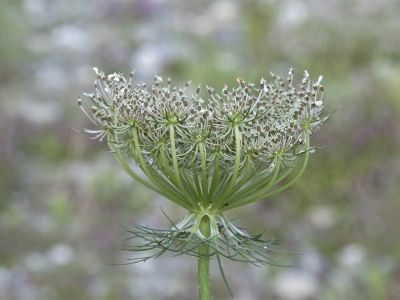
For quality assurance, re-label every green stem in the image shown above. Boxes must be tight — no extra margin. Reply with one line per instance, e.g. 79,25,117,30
231,124,242,184
130,128,192,210
208,154,220,198
198,215,211,300
169,124,184,190
212,125,241,208
222,134,311,211
113,147,161,194
224,158,281,209
199,143,208,206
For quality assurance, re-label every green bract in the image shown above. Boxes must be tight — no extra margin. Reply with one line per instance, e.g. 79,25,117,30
78,68,328,294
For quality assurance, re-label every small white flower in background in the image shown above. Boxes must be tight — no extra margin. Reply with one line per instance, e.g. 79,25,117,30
274,270,318,300
24,252,49,272
308,205,337,229
47,243,75,266
338,243,366,269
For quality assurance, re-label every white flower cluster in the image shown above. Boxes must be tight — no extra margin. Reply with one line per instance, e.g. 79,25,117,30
79,68,326,176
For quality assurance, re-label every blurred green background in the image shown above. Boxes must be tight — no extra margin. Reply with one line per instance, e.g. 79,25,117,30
1,0,400,299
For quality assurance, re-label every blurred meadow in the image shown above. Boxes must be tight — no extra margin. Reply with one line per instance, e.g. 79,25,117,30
1,0,400,299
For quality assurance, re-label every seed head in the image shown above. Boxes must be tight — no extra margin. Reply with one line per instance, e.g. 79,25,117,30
78,67,329,277
79,68,327,201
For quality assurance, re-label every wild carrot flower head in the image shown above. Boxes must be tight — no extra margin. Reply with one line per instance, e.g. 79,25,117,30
78,67,328,274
